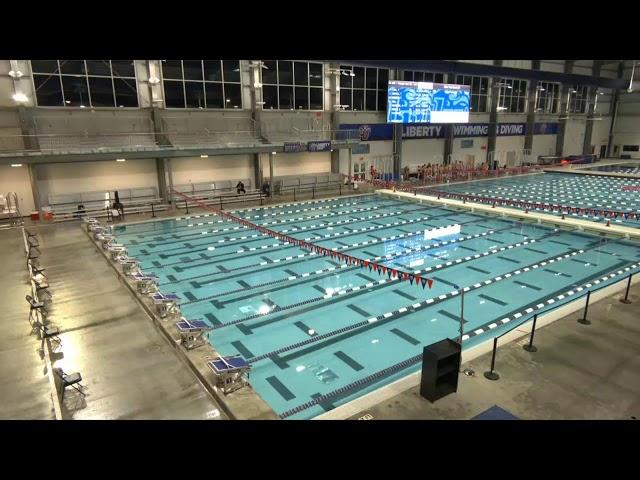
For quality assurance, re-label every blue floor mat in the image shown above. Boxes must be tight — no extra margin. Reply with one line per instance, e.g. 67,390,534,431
471,405,520,420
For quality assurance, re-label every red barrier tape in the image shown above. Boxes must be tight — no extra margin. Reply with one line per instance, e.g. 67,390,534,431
171,190,434,289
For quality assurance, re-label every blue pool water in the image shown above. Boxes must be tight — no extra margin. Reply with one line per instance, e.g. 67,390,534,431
582,163,640,175
112,193,640,419
425,172,640,227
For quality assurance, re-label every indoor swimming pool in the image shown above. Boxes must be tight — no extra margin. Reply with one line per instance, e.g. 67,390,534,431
582,163,640,175
111,193,640,419
423,172,640,227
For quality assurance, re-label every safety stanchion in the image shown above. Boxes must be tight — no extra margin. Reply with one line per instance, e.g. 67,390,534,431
151,202,156,218
620,274,633,304
185,200,189,214
577,291,592,325
523,314,538,353
483,338,500,381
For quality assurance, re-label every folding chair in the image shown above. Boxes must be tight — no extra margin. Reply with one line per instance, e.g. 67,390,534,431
26,294,47,322
32,274,52,301
54,368,86,401
33,319,61,350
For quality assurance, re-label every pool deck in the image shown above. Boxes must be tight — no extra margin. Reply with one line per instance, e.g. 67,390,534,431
14,222,230,420
345,281,640,420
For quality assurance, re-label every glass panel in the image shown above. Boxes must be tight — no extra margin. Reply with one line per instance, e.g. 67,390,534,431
184,81,205,108
224,83,242,109
278,85,294,109
340,89,351,108
478,95,487,112
378,68,388,88
113,78,138,107
352,89,365,110
340,69,352,88
88,77,115,107
403,71,413,81
163,80,185,108
162,60,183,80
295,86,308,109
86,60,112,76
31,60,60,74
309,63,323,86
223,60,241,83
262,60,278,84
262,85,278,109
203,60,222,82
59,60,86,75
309,87,323,110
61,75,90,107
205,82,224,108
365,90,376,110
294,61,308,85
110,60,136,78
365,68,377,89
33,74,64,106
278,61,293,85
182,60,203,81
377,88,387,112
353,67,365,88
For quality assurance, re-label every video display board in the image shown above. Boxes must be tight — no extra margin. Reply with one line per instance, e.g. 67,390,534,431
387,81,470,124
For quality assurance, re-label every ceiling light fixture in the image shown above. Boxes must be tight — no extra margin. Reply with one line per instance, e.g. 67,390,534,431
200,154,209,158
8,70,23,78
12,92,28,103
116,158,126,162
10,163,22,167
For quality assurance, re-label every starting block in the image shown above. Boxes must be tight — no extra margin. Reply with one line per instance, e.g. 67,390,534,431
207,355,251,394
92,226,108,238
175,318,212,350
151,292,181,318
116,255,140,275
132,272,158,294
100,234,116,249
107,244,127,260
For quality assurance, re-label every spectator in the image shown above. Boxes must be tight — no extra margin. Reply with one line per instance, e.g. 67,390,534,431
261,182,271,197
236,181,246,194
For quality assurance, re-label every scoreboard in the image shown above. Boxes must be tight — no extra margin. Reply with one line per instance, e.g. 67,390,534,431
387,81,470,124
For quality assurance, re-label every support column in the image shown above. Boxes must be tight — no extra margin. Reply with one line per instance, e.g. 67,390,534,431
254,154,262,189
487,60,503,166
27,163,41,211
156,158,167,202
555,61,574,157
524,61,541,154
443,72,455,164
165,158,175,209
582,62,603,155
329,62,341,174
347,148,352,185
607,61,625,158
269,153,274,189
392,123,402,179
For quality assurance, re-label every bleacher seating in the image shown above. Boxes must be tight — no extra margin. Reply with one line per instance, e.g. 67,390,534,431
273,173,343,196
47,187,167,222
171,179,265,209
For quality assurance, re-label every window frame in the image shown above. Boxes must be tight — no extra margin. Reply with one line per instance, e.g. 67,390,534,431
454,74,490,113
30,60,140,109
494,78,528,114
567,84,589,114
339,64,389,112
259,60,324,111
159,60,243,110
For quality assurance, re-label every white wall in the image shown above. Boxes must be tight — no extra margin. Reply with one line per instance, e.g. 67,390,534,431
36,159,158,204
562,118,587,155
452,137,488,165
540,61,565,73
0,165,34,213
531,135,556,158
340,141,393,177
402,139,445,168
495,135,525,154
502,60,532,70
171,154,254,185
273,152,331,176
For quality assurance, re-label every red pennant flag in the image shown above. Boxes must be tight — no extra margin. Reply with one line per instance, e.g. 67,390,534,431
391,269,397,278
427,279,433,289
381,266,387,274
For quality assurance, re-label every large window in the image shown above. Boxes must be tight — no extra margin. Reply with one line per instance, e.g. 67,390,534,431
568,85,589,114
31,60,138,108
339,65,388,111
494,78,528,113
454,75,489,112
260,60,323,110
161,60,242,109
534,81,560,113
403,70,445,83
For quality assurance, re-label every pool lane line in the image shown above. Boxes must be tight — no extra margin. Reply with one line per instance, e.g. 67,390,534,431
210,231,567,332
179,226,505,305
139,210,464,269
247,246,592,367
159,221,508,288
240,197,392,220
135,232,272,257
239,194,377,213
134,208,414,251
276,258,640,419
155,216,495,275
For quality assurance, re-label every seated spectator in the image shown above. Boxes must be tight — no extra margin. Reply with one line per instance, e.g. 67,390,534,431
236,181,246,194
261,182,271,197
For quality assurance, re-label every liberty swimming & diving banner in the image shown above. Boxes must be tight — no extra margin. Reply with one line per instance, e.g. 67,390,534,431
387,81,471,124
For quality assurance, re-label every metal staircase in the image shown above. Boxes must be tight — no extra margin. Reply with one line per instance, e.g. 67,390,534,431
0,192,24,230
